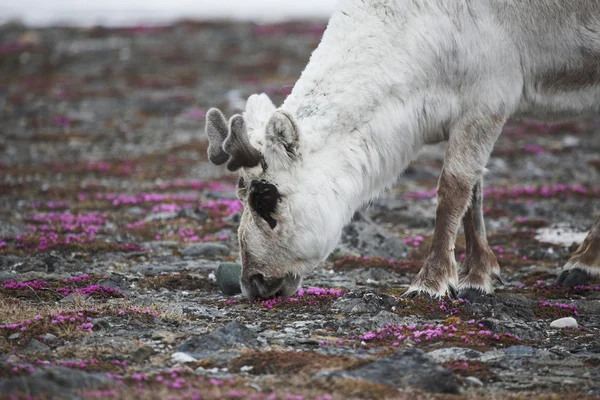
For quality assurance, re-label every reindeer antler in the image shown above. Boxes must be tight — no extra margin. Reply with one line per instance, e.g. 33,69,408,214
205,108,261,172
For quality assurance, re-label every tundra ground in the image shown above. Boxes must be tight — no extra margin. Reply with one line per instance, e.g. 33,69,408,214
1,20,599,400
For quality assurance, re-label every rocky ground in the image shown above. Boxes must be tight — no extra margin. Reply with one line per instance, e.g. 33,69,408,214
1,19,600,400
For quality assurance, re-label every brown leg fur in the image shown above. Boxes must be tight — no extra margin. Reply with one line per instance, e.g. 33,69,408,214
457,178,501,299
557,215,600,286
405,114,505,298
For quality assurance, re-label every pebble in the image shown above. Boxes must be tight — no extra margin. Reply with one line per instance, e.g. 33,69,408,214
464,376,484,386
550,317,578,329
171,352,197,363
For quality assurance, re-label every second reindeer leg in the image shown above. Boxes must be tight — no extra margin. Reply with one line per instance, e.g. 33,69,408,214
457,178,502,301
405,113,506,298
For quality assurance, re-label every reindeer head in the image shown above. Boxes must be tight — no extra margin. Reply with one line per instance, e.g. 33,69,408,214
206,94,344,299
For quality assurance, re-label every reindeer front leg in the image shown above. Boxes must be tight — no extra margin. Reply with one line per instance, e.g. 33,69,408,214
457,178,502,300
405,114,505,298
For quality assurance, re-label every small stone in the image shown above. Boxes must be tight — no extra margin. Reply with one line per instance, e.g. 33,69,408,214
8,332,21,340
41,333,57,342
216,263,242,296
550,317,578,329
182,243,230,258
23,339,50,354
152,330,177,343
92,318,111,330
131,346,156,363
171,352,198,363
464,376,484,386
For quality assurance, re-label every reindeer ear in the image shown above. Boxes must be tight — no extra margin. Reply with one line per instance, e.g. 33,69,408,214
206,108,229,165
223,115,262,172
265,110,300,160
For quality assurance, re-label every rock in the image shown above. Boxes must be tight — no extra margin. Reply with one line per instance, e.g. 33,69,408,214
505,346,536,358
23,339,50,354
0,367,113,399
550,317,578,329
0,271,19,282
177,321,259,358
339,212,409,259
172,352,197,363
41,333,57,343
182,243,230,258
8,332,21,340
428,347,483,363
144,211,179,222
464,376,484,387
332,291,398,314
349,310,408,331
131,345,156,363
96,275,127,291
329,348,459,394
216,263,242,296
152,330,178,343
92,318,111,330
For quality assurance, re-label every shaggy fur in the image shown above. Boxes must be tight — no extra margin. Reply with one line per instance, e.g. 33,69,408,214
206,0,600,299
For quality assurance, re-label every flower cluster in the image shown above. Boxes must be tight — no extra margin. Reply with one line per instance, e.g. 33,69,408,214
226,287,345,310
322,319,520,348
539,301,578,316
403,235,424,247
56,284,123,298
3,279,48,290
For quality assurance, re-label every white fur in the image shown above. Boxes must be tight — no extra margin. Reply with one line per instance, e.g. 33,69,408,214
233,0,600,297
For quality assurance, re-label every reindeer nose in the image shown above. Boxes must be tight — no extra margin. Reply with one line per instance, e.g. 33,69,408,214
246,273,285,299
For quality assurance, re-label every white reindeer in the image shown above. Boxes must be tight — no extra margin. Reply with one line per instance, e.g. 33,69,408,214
206,0,600,300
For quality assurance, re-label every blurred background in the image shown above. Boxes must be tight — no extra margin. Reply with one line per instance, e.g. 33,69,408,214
0,0,338,27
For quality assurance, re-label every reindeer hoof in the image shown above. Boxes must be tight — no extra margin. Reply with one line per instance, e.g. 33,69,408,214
556,268,591,287
403,284,457,300
457,288,487,303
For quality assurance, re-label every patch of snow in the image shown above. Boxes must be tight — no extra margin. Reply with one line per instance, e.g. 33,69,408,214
535,227,586,246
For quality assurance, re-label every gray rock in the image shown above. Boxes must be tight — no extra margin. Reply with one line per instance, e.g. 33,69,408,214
550,317,578,329
505,346,536,358
339,212,409,259
428,347,483,363
131,345,156,363
464,376,484,387
92,318,111,330
96,275,128,291
144,211,179,222
0,270,19,283
8,332,21,340
216,262,242,296
182,243,230,258
332,291,398,314
41,333,57,343
23,339,50,354
0,367,113,399
328,348,459,394
177,321,259,358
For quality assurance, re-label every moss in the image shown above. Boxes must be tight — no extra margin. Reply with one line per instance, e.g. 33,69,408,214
229,350,363,375
332,255,422,273
443,360,494,382
139,274,218,293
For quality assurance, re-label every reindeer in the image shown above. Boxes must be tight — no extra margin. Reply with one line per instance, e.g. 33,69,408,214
205,0,600,300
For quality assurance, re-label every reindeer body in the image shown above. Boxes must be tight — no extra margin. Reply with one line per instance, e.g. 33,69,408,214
207,0,600,299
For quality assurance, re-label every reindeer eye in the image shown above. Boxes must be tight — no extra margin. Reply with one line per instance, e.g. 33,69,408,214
249,180,279,229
